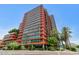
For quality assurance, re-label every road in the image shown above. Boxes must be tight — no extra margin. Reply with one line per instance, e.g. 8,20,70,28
0,50,79,55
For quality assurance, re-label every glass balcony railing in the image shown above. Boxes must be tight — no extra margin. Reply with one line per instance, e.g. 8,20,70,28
23,32,40,37
24,29,40,34
24,26,40,31
26,23,40,29
28,36,40,39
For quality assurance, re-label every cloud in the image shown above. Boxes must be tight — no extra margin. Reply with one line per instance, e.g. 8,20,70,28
70,39,79,45
0,27,18,39
0,28,9,39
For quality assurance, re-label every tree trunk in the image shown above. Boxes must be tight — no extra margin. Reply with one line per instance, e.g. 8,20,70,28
42,44,45,50
65,39,71,49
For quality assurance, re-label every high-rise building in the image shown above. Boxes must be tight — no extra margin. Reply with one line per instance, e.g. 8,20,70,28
17,5,56,47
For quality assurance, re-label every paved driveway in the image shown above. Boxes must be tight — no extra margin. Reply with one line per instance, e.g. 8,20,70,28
0,50,79,55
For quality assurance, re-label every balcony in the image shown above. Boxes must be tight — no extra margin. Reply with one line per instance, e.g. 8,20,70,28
27,41,47,45
18,36,22,39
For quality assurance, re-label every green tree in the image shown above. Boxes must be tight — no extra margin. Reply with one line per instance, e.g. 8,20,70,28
48,37,58,50
49,28,59,48
51,28,59,39
20,45,26,50
61,27,72,49
8,28,19,37
7,41,19,50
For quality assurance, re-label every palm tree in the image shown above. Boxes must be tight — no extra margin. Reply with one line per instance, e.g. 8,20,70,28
61,27,72,49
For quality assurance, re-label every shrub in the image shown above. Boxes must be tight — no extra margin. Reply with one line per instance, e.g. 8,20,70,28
70,47,76,52
76,45,79,48
66,47,76,52
35,48,43,50
20,45,26,50
29,45,35,50
48,46,55,51
7,41,19,50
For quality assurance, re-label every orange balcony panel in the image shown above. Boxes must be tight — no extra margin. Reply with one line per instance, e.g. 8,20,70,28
16,40,22,43
41,23,46,26
40,37,47,40
10,38,16,40
40,30,46,34
41,27,46,30
27,41,47,45
19,32,23,33
40,34,47,37
40,30,46,33
41,27,45,30
10,37,16,39
9,37,16,38
19,33,23,35
40,13,45,15
40,26,46,29
10,35,16,37
18,37,22,39
40,16,45,18
9,36,16,38
41,20,45,22
41,41,48,44
18,34,22,36
18,35,22,36
40,36,46,38
19,29,23,30
41,24,45,26
41,18,45,20
18,36,22,37
19,31,23,33
40,31,46,34
18,35,22,37
40,14,45,16
18,36,22,38
42,29,46,32
40,11,44,13
9,36,16,37
41,13,45,15
41,22,45,24
41,30,46,33
10,34,16,36
41,19,45,21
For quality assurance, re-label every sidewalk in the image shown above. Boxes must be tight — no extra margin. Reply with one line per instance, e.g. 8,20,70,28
0,50,79,55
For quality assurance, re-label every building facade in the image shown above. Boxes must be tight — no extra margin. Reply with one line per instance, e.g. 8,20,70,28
3,32,17,46
0,40,4,48
17,5,56,47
